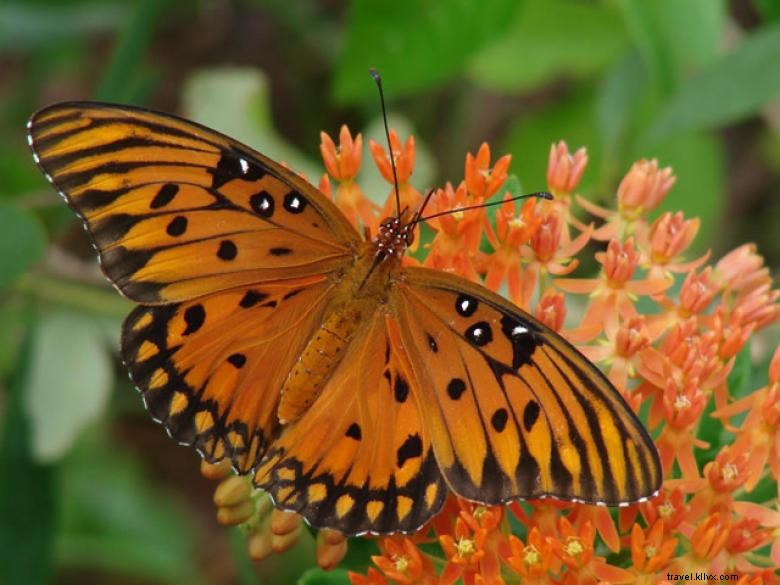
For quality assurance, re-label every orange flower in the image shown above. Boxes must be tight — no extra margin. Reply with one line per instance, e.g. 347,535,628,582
371,537,436,585
465,142,511,199
629,520,677,575
642,211,709,279
483,197,542,306
557,238,671,339
551,518,633,585
534,289,567,332
578,159,675,241
579,315,656,390
519,210,593,307
320,125,362,181
321,126,378,229
713,347,780,493
505,528,555,583
424,181,484,281
370,130,422,220
547,140,588,196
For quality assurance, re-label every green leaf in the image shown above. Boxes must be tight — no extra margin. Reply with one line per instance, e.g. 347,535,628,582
646,23,780,144
333,0,520,103
470,0,628,92
94,0,169,102
0,201,46,292
640,132,725,250
0,329,56,585
596,51,651,177
620,0,725,94
502,88,601,196
0,2,126,52
298,568,350,585
55,431,202,583
23,310,113,463
753,0,780,22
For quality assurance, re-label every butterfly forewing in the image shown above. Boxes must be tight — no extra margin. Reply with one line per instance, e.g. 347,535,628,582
393,267,662,506
28,102,359,303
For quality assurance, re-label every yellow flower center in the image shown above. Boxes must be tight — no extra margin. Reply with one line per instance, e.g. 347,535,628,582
393,555,409,572
473,506,488,520
674,395,690,411
659,500,674,518
644,544,657,558
563,537,584,557
721,463,738,482
456,537,476,558
524,545,541,566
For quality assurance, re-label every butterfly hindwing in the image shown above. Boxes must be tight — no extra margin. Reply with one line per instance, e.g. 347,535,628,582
28,102,360,303
252,312,447,534
121,276,334,472
393,267,662,506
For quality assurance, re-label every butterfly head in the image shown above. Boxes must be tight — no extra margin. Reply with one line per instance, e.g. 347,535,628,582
375,213,415,259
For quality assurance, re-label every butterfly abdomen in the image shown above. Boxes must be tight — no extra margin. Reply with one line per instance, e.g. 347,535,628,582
278,244,397,425
278,302,368,424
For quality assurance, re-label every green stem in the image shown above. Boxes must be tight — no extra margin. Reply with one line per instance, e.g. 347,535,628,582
15,273,131,317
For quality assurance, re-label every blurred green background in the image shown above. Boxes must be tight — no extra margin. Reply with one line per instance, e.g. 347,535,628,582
1,0,779,584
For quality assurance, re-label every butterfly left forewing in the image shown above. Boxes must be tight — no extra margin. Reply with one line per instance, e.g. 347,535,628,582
28,102,360,303
393,267,662,506
253,311,446,535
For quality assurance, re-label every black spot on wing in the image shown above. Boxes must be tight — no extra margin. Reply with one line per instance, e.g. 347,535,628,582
465,321,493,347
239,290,267,308
183,304,205,335
269,247,292,256
250,191,274,218
217,240,237,260
209,151,264,189
523,400,540,431
500,315,539,370
227,353,246,368
455,293,478,317
393,375,409,403
447,378,466,400
283,192,307,214
491,408,508,432
345,423,362,440
166,215,187,236
426,333,438,353
396,434,422,467
150,183,179,208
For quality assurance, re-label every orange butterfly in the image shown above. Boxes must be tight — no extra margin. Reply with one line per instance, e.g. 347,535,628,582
28,101,661,536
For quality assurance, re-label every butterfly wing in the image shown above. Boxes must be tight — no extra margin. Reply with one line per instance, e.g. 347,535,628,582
122,276,334,472
27,102,360,303
392,267,662,506
252,311,447,535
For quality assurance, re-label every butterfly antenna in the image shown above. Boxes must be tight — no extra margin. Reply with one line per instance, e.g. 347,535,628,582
370,68,402,218
414,191,553,224
413,188,437,225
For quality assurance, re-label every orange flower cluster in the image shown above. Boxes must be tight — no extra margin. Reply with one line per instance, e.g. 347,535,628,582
207,128,780,583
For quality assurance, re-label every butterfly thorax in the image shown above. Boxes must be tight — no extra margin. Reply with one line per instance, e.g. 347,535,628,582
277,215,411,424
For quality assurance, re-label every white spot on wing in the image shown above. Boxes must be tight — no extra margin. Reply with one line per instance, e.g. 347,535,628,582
512,325,529,336
239,158,249,174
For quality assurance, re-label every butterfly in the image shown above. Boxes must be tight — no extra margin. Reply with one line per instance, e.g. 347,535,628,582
28,101,661,536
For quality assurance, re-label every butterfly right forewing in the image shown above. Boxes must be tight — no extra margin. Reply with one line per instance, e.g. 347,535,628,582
392,267,662,506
